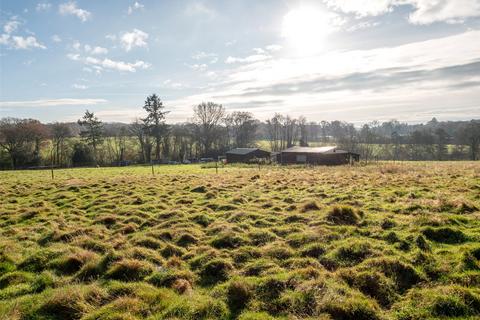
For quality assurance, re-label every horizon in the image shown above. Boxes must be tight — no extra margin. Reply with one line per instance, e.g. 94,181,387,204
1,1,480,124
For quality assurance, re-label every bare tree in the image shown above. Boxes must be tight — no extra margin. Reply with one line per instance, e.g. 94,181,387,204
51,122,71,166
192,102,226,156
226,111,258,148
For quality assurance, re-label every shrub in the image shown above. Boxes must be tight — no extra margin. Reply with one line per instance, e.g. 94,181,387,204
199,259,233,285
326,206,360,225
422,227,468,244
106,259,153,281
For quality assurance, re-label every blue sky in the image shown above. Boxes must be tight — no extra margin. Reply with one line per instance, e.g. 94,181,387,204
1,0,480,124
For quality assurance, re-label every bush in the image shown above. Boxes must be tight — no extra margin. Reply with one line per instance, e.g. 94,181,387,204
422,227,468,244
106,259,153,282
199,259,233,285
326,206,360,225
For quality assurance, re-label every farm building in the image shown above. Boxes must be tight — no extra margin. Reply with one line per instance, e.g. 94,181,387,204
226,148,271,163
278,146,359,165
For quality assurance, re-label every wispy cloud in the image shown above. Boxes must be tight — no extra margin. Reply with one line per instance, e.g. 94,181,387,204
59,1,91,22
324,0,480,25
36,2,52,12
185,1,216,19
0,98,107,107
67,53,151,72
127,1,144,15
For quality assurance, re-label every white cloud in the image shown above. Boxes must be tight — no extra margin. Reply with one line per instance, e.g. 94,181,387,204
67,53,151,72
128,1,144,15
185,2,216,18
324,0,480,25
59,1,91,22
165,30,480,123
105,34,116,41
51,34,62,42
265,44,283,52
0,34,10,45
162,79,184,89
0,98,107,107
72,83,88,90
72,40,81,50
409,0,480,24
225,40,237,47
4,18,20,34
192,51,217,60
187,63,208,71
84,44,108,55
120,29,148,51
225,54,271,64
11,36,46,49
36,2,52,12
324,0,395,17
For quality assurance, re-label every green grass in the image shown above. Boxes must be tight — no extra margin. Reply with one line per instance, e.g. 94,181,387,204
1,162,480,319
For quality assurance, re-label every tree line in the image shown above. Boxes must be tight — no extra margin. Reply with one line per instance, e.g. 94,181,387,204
1,94,479,169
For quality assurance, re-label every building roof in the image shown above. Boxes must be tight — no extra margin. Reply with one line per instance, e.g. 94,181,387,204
226,148,263,155
281,146,339,153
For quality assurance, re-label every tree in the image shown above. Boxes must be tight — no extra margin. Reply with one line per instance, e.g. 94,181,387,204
226,111,258,148
192,102,226,156
266,114,282,151
0,118,48,169
298,116,308,146
51,122,71,166
78,110,104,165
459,121,480,160
142,94,169,161
434,127,449,160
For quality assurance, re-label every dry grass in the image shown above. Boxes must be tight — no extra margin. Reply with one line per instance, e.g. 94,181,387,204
0,162,479,319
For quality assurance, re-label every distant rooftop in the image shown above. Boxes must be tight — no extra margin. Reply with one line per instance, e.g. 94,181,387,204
281,146,338,153
226,148,261,155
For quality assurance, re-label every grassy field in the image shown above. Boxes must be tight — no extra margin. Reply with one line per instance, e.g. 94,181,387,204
0,162,479,320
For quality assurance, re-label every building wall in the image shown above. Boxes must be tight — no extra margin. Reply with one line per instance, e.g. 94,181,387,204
280,152,351,165
226,150,271,163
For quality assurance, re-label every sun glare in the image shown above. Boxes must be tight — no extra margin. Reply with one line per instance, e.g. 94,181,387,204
282,6,333,55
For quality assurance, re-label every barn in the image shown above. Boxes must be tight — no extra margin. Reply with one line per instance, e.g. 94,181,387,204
226,148,271,163
278,146,359,165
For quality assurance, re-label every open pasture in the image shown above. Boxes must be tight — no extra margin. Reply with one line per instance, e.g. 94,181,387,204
1,162,480,320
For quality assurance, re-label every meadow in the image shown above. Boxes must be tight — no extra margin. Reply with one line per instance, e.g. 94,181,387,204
0,162,479,320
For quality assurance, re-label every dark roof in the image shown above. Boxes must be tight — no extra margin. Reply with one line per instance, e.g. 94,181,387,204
226,148,262,155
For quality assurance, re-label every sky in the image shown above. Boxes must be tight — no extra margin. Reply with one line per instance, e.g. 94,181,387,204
0,0,480,124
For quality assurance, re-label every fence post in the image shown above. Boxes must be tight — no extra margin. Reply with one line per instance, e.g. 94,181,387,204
215,161,218,174
151,162,154,176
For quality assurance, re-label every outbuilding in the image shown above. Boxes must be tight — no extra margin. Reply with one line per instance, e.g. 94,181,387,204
278,146,359,165
226,148,271,163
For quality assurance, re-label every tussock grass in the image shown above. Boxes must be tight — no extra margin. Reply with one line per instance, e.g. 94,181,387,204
0,162,479,319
